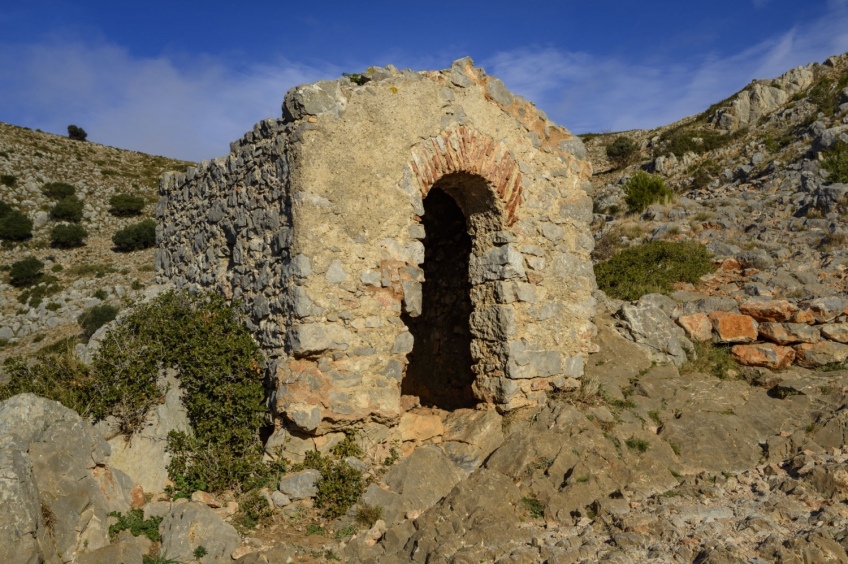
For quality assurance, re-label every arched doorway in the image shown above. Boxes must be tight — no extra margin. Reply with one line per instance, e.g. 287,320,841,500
402,172,499,410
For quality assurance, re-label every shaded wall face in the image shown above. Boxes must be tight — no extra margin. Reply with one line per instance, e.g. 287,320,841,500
402,187,476,410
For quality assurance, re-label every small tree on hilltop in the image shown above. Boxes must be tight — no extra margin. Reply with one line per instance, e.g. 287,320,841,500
67,125,88,142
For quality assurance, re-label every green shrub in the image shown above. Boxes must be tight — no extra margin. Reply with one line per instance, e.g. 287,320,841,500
354,503,384,527
1,291,268,498
624,171,672,214
0,210,33,241
109,193,145,216
822,140,848,184
625,437,650,453
658,127,745,158
595,240,715,301
0,352,96,416
41,182,76,199
113,219,156,251
1,174,16,187
9,256,44,287
50,223,88,248
108,509,162,542
67,124,88,142
0,201,12,217
605,136,639,167
78,304,119,339
521,496,544,518
232,490,275,531
50,195,84,222
297,450,365,519
681,341,739,379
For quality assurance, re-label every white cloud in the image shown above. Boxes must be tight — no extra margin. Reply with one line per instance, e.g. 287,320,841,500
0,41,337,161
483,5,848,134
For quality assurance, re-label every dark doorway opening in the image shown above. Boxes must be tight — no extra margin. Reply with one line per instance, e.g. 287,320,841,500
402,186,477,410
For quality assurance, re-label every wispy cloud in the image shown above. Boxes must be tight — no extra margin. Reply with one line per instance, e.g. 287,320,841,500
483,5,848,133
0,41,337,161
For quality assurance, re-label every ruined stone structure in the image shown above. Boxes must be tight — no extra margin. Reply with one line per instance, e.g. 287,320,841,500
156,58,596,435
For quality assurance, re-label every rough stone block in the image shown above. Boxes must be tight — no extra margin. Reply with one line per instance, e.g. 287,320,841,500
279,469,322,500
287,323,353,356
398,413,444,442
821,323,848,343
708,311,758,343
506,341,562,379
758,322,821,345
469,245,525,284
794,342,848,368
470,305,516,341
677,313,713,341
731,343,795,369
739,299,799,322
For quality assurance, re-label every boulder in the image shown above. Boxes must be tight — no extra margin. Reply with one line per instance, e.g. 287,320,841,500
731,343,795,369
739,299,798,322
793,342,848,368
438,409,504,471
159,502,241,564
617,304,694,366
677,313,712,342
397,412,443,443
0,394,134,563
278,469,321,500
383,445,466,511
820,323,848,343
708,311,758,343
107,372,190,493
758,322,821,345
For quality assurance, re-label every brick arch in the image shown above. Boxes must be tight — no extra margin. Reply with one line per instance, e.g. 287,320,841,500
406,126,523,225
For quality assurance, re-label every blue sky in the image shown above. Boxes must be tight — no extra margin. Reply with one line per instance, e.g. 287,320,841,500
2,0,848,161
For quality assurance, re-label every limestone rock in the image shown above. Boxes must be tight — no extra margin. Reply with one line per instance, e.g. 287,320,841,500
0,394,134,562
397,412,443,443
820,323,848,343
617,303,693,366
708,311,758,343
107,373,190,493
383,445,466,511
739,299,798,322
731,343,795,369
758,322,821,345
677,313,712,341
278,469,321,500
159,502,241,564
438,409,504,471
793,341,848,368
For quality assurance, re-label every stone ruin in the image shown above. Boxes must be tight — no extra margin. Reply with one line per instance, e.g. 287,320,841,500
156,57,597,437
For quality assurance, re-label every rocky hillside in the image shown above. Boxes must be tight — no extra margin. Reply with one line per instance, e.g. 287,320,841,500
584,52,848,300
0,122,192,360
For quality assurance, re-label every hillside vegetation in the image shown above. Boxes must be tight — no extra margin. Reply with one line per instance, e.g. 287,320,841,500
0,122,193,359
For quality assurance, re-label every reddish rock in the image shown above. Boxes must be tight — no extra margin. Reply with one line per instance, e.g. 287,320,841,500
739,300,798,322
718,258,742,271
794,342,848,368
731,343,795,369
398,412,444,442
758,322,821,345
804,297,847,324
191,490,223,508
708,311,758,343
821,323,848,343
131,484,146,508
793,309,816,325
677,313,713,341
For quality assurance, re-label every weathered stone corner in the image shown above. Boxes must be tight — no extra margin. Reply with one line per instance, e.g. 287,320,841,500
156,58,597,436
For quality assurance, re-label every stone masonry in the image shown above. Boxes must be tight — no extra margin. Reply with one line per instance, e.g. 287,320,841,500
156,57,596,435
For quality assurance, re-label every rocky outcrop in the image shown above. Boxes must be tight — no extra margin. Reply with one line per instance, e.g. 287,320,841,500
0,394,135,563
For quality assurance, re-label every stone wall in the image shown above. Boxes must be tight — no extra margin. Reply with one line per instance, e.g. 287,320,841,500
157,58,597,435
